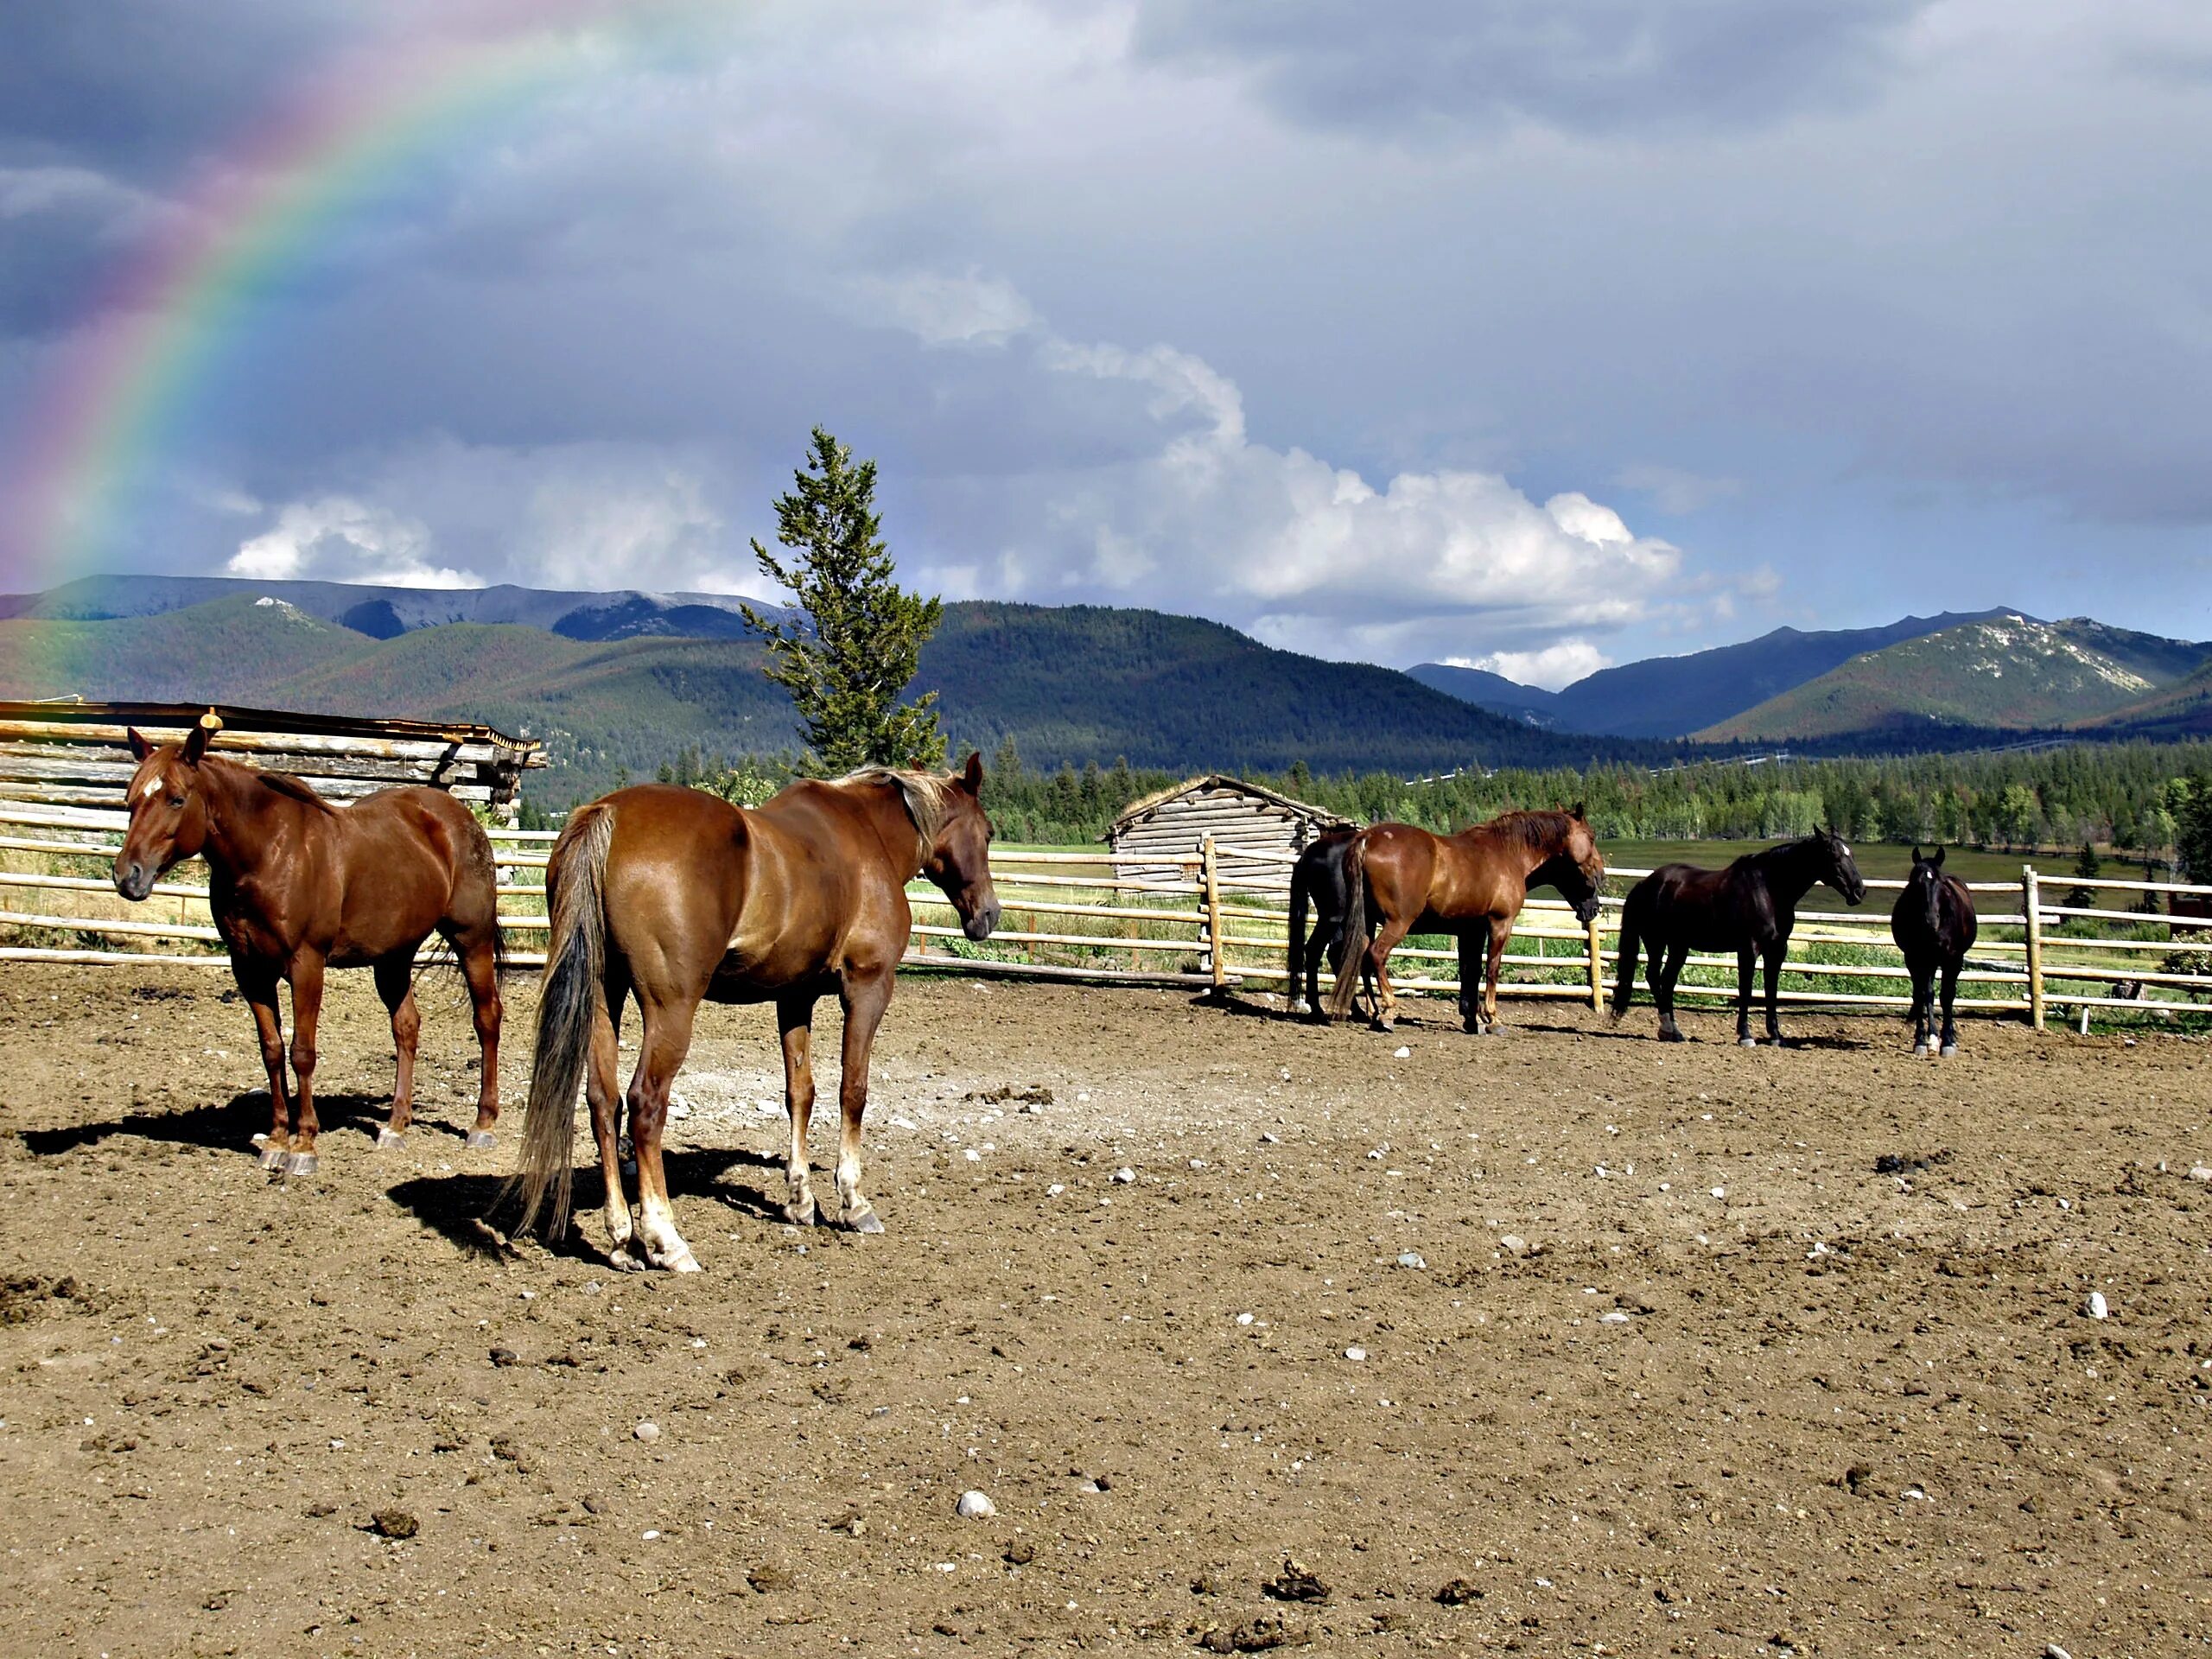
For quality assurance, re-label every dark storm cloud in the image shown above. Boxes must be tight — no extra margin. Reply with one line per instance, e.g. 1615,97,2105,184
1132,0,1929,137
0,1,344,178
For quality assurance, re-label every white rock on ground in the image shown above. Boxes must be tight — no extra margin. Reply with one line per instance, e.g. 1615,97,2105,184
633,1421,660,1443
2086,1292,2109,1320
1396,1252,1427,1269
956,1490,996,1519
1112,1166,1135,1184
1498,1234,1527,1255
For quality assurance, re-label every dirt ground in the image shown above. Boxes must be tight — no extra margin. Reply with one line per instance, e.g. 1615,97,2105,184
2,963,2209,1659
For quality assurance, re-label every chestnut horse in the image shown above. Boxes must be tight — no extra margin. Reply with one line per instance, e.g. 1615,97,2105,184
1891,846,1977,1057
512,755,1000,1272
113,714,505,1175
1325,807,1606,1033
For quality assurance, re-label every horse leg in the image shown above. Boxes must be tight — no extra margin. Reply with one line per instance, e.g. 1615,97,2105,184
1938,957,1962,1057
238,961,292,1168
1656,943,1687,1041
833,970,893,1233
1456,931,1483,1033
1368,919,1413,1032
1735,948,1758,1046
1762,945,1785,1046
625,995,701,1273
778,992,822,1226
1483,918,1509,1033
372,957,420,1148
588,971,634,1264
281,951,327,1177
1908,958,1931,1055
457,930,503,1147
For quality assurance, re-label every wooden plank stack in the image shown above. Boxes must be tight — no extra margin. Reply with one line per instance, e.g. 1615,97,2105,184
0,699,546,821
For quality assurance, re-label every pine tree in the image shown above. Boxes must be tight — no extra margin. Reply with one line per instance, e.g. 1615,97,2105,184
741,427,945,774
2066,841,2101,911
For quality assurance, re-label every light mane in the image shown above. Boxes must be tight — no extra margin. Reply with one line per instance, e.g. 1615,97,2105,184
837,765,959,842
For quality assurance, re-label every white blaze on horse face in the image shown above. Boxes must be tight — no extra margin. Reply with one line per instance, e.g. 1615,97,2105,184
140,772,165,802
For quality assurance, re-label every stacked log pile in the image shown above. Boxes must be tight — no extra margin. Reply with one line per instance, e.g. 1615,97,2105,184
0,700,545,820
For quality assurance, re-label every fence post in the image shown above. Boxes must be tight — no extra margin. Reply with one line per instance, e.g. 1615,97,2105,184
1586,907,1605,1013
1201,836,1226,996
2023,864,2045,1030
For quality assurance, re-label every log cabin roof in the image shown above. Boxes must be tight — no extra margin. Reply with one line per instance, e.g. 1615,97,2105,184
1108,773,1351,836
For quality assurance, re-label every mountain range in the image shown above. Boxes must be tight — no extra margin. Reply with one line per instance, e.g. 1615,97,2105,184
3,575,2206,802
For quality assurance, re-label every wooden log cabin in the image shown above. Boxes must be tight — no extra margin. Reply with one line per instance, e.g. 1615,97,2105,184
0,699,546,823
1106,774,1352,885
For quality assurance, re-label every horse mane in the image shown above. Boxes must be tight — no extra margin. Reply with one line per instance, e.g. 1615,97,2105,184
231,757,340,816
1478,809,1578,851
837,765,960,842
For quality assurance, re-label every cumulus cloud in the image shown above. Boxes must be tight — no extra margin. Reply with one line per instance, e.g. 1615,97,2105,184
1448,639,1613,691
899,276,1681,663
843,269,1039,346
228,496,477,588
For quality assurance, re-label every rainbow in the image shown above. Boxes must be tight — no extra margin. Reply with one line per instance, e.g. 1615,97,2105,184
2,3,699,594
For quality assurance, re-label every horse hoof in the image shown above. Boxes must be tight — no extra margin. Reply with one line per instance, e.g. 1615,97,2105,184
784,1205,818,1229
1738,1037,1759,1049
283,1152,319,1177
465,1130,496,1150
666,1251,702,1274
1940,1043,1959,1058
607,1247,645,1273
257,1143,287,1170
1912,1043,1930,1058
376,1128,405,1151
1657,1028,1685,1044
843,1209,885,1235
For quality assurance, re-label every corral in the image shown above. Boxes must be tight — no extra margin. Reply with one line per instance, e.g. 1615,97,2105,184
3,964,2209,1656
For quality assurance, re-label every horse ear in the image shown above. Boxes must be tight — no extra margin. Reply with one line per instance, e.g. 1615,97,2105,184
1931,846,1945,868
1570,800,1587,822
127,728,152,762
182,722,212,765
1911,845,1922,863
961,750,983,794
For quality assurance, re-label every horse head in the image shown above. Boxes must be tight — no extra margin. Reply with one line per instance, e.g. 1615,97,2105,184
1534,804,1606,924
1906,845,1946,932
920,752,1001,942
114,715,219,901
1819,825,1869,906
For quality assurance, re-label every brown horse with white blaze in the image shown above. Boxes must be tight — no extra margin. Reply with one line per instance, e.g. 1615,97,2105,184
511,755,1000,1272
112,713,505,1174
1326,807,1606,1033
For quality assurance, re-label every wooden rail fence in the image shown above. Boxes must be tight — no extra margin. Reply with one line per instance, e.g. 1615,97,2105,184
4,804,2209,1027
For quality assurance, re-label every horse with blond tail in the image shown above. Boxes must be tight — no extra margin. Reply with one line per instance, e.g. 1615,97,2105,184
510,756,1000,1271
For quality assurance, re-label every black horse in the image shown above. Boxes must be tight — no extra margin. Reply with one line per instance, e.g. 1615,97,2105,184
1611,828,1867,1046
1287,828,1370,1018
1891,846,1977,1057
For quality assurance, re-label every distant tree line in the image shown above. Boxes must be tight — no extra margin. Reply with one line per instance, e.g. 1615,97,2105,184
631,737,2212,868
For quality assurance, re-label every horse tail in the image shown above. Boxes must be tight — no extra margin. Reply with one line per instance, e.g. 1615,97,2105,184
511,802,615,1241
1287,856,1311,1005
1610,881,1645,1021
1326,835,1369,1020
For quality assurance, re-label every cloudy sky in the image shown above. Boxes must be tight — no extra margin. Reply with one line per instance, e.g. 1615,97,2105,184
3,0,2209,686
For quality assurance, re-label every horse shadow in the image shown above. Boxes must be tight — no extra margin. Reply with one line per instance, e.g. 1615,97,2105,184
20,1090,399,1159
385,1145,785,1264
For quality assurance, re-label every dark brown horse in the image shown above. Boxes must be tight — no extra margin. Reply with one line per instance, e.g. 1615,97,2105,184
1891,846,1977,1057
512,755,1000,1272
1326,807,1605,1033
113,713,505,1174
1611,829,1866,1046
